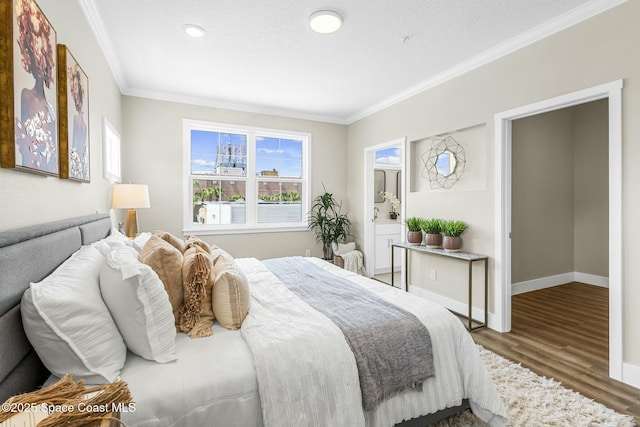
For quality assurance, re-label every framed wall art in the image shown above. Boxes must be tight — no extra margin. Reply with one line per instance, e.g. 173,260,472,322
58,44,89,182
0,0,59,176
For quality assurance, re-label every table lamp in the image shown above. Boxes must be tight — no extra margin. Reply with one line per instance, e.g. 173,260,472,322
111,184,150,238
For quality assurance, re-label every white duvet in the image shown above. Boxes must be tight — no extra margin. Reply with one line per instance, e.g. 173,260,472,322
239,257,508,427
118,256,507,427
119,325,261,427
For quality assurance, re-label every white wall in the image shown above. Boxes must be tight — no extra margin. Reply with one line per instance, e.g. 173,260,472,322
346,1,640,368
120,96,348,259
0,0,121,232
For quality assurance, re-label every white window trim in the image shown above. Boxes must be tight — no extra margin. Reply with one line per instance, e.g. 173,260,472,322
182,119,311,235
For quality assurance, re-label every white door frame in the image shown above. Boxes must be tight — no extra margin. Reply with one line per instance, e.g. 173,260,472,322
494,79,623,380
363,138,407,288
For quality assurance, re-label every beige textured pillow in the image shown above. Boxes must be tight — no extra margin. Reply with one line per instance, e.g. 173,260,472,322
210,245,232,265
139,235,184,323
212,253,249,330
155,230,186,253
178,245,215,338
185,235,211,254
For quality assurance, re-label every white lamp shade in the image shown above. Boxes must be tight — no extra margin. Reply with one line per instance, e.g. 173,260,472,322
111,184,151,209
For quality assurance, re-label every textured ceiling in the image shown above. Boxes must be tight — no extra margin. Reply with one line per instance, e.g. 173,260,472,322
83,0,617,123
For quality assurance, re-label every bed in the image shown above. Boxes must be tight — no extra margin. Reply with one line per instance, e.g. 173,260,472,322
0,214,508,426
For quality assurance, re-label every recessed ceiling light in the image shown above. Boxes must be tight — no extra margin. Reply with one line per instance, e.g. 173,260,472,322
183,24,206,38
309,10,342,34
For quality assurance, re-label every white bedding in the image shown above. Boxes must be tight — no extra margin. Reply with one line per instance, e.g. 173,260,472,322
119,325,261,427
240,257,508,427
114,256,507,427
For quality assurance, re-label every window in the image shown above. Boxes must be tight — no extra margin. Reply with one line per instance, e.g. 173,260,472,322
183,119,310,234
103,117,121,182
374,147,401,168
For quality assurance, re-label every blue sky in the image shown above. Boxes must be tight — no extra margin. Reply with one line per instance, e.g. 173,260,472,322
191,130,302,177
375,147,401,166
256,136,302,177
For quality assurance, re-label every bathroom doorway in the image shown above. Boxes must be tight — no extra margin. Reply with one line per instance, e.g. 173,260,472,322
363,138,406,288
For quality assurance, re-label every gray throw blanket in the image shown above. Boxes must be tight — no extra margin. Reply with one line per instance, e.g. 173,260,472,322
262,257,435,411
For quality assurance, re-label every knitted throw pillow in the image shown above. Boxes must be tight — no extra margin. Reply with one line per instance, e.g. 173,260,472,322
185,234,212,254
178,245,215,338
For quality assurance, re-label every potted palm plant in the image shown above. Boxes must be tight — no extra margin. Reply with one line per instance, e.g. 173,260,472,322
441,220,468,252
405,217,424,245
307,187,351,260
421,218,443,249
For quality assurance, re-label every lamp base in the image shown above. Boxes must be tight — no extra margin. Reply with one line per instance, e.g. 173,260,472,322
124,209,139,239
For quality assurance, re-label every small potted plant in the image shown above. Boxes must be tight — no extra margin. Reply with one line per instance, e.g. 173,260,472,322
441,220,468,252
405,217,424,245
421,218,443,249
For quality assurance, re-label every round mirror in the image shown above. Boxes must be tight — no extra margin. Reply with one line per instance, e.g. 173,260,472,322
421,135,466,189
435,150,457,177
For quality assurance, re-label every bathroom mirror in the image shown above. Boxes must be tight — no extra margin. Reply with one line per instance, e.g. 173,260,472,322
374,170,386,202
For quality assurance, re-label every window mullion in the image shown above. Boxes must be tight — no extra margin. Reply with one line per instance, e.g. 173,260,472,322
245,132,257,225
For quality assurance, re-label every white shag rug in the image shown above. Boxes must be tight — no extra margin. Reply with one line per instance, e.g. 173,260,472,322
433,346,636,427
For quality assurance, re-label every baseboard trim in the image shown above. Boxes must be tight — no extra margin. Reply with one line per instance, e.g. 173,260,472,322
511,273,575,295
512,272,609,295
409,285,491,326
574,272,609,288
623,362,640,390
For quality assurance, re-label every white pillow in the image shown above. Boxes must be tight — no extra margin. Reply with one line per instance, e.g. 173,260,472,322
21,245,126,384
131,232,152,252
93,229,130,256
93,229,151,256
100,246,177,363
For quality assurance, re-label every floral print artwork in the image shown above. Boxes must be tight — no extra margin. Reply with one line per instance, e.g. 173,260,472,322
13,0,58,174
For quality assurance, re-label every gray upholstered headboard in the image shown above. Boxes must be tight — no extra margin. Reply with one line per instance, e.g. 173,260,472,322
0,214,112,401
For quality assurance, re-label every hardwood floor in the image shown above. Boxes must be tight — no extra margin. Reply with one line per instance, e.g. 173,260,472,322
471,282,640,425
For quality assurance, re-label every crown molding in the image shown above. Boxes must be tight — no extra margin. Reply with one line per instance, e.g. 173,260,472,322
345,0,628,124
123,87,348,125
79,0,127,92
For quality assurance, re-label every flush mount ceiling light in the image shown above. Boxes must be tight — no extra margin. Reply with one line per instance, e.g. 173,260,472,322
309,10,342,34
183,24,206,38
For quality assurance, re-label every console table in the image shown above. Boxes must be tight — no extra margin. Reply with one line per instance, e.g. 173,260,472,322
391,242,488,331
